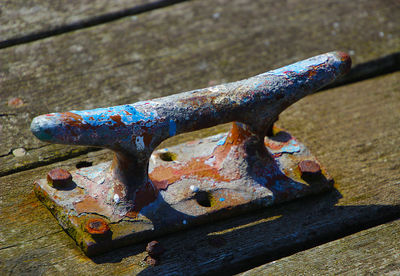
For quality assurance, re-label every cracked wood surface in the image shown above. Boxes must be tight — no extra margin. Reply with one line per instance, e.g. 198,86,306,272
1,0,400,176
1,72,399,275
0,0,161,45
240,219,400,275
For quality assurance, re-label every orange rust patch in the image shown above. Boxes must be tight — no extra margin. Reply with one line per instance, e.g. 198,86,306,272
150,156,233,190
125,210,139,219
308,69,317,77
74,196,106,215
224,122,253,146
142,131,153,147
150,123,250,189
339,52,352,74
110,114,126,129
62,112,85,127
131,181,158,213
265,140,285,150
150,165,180,190
84,218,110,235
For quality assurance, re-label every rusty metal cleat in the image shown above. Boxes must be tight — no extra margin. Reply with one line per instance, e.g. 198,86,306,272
31,52,351,256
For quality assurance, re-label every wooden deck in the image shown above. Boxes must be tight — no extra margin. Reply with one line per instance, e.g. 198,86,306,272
1,0,399,274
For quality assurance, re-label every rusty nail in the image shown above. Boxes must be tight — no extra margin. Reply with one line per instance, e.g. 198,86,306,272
47,168,72,188
84,218,110,236
146,240,165,257
298,160,321,178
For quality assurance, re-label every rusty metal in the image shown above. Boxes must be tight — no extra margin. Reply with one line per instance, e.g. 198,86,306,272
146,241,165,257
299,160,321,174
47,168,72,188
84,218,110,237
144,255,159,266
31,52,351,256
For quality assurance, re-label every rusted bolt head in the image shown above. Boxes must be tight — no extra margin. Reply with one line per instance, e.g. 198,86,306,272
47,168,72,188
144,255,159,266
298,160,321,179
85,218,110,236
146,240,165,257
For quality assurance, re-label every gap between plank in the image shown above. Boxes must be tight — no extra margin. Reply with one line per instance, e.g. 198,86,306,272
210,207,400,275
0,0,189,50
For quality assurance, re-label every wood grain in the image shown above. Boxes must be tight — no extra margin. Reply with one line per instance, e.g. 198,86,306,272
1,0,399,176
1,72,399,275
240,219,400,275
0,0,166,46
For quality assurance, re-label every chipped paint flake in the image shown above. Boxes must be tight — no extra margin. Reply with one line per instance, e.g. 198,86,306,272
190,185,200,192
204,156,216,166
169,119,177,136
135,136,145,151
217,136,227,146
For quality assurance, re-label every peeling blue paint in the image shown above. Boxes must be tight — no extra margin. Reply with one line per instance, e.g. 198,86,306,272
267,55,328,75
31,51,350,160
217,136,227,146
169,119,177,137
279,140,300,154
71,104,156,128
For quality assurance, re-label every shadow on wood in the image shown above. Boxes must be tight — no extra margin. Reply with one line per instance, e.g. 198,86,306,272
81,187,400,275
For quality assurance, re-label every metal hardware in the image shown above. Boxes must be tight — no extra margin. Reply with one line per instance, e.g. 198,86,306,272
146,240,165,257
47,168,73,188
31,52,351,256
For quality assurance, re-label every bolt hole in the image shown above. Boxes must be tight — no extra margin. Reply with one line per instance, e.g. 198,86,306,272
159,152,177,162
195,191,212,207
76,161,93,169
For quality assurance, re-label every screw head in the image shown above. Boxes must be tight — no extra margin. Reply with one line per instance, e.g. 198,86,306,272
47,168,72,188
298,160,321,179
146,240,165,257
85,218,110,236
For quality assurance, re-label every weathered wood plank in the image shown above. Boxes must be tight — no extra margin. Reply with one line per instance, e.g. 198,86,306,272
0,0,184,48
240,219,400,275
1,72,399,275
1,0,399,176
